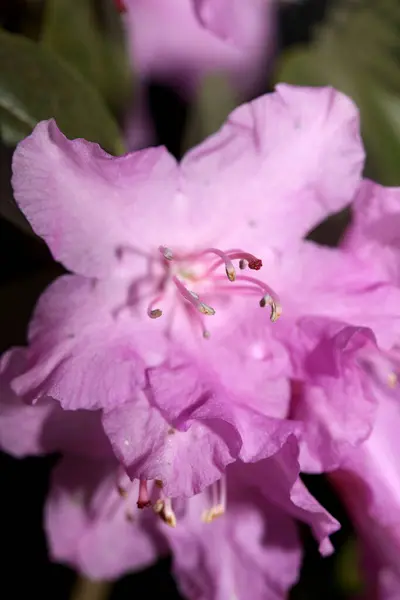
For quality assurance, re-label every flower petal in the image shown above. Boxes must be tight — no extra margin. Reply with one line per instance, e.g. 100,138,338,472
0,348,111,458
181,84,364,250
12,120,179,277
240,437,340,555
192,0,273,48
166,484,301,600
103,354,297,498
45,456,165,579
288,320,378,472
343,179,400,285
330,391,400,582
11,275,166,410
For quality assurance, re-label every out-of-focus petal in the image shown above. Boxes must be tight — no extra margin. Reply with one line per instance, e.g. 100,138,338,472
45,456,165,579
167,482,301,600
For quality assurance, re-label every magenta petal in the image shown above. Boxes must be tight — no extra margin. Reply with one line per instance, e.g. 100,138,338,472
343,179,400,286
167,487,301,600
192,0,273,47
12,120,179,277
10,275,166,410
45,456,164,579
182,84,364,250
331,392,400,585
287,319,379,472
103,394,240,498
124,0,272,99
103,355,298,498
0,348,111,458
241,437,340,555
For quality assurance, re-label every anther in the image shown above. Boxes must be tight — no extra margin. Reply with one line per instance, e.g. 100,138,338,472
173,276,216,316
153,498,177,527
202,477,226,523
260,294,282,322
147,294,164,319
388,372,398,388
159,246,174,260
198,302,216,316
224,250,263,271
202,505,225,523
201,248,237,282
117,485,128,498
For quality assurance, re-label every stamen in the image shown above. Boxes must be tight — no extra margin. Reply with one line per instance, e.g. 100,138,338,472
358,346,400,390
153,497,177,527
202,477,227,523
159,246,174,261
137,479,151,509
239,259,247,270
225,250,263,271
212,274,282,322
117,485,128,498
200,248,237,282
173,276,216,316
260,294,282,322
237,274,281,321
147,295,163,319
185,303,212,339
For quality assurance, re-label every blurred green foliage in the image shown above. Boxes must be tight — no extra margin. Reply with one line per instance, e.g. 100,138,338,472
276,0,400,185
41,0,131,112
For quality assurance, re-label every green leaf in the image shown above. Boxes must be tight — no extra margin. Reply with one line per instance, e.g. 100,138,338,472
41,0,132,112
275,0,400,185
335,536,364,596
0,28,124,154
183,73,238,153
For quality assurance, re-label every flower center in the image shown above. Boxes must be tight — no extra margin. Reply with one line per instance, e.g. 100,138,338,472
147,245,282,338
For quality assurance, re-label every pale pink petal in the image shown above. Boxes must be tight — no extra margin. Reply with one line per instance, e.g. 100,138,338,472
124,0,272,97
0,348,111,458
166,484,301,600
240,438,340,555
343,179,400,285
268,241,400,349
12,120,180,278
45,456,165,579
103,353,297,498
10,275,167,410
192,0,273,47
181,85,364,251
331,392,400,582
287,320,378,472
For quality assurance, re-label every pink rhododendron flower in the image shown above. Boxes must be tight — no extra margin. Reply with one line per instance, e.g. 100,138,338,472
5,84,367,501
0,84,373,588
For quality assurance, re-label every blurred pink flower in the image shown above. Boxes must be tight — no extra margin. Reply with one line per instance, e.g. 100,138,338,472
328,180,400,600
119,0,276,147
